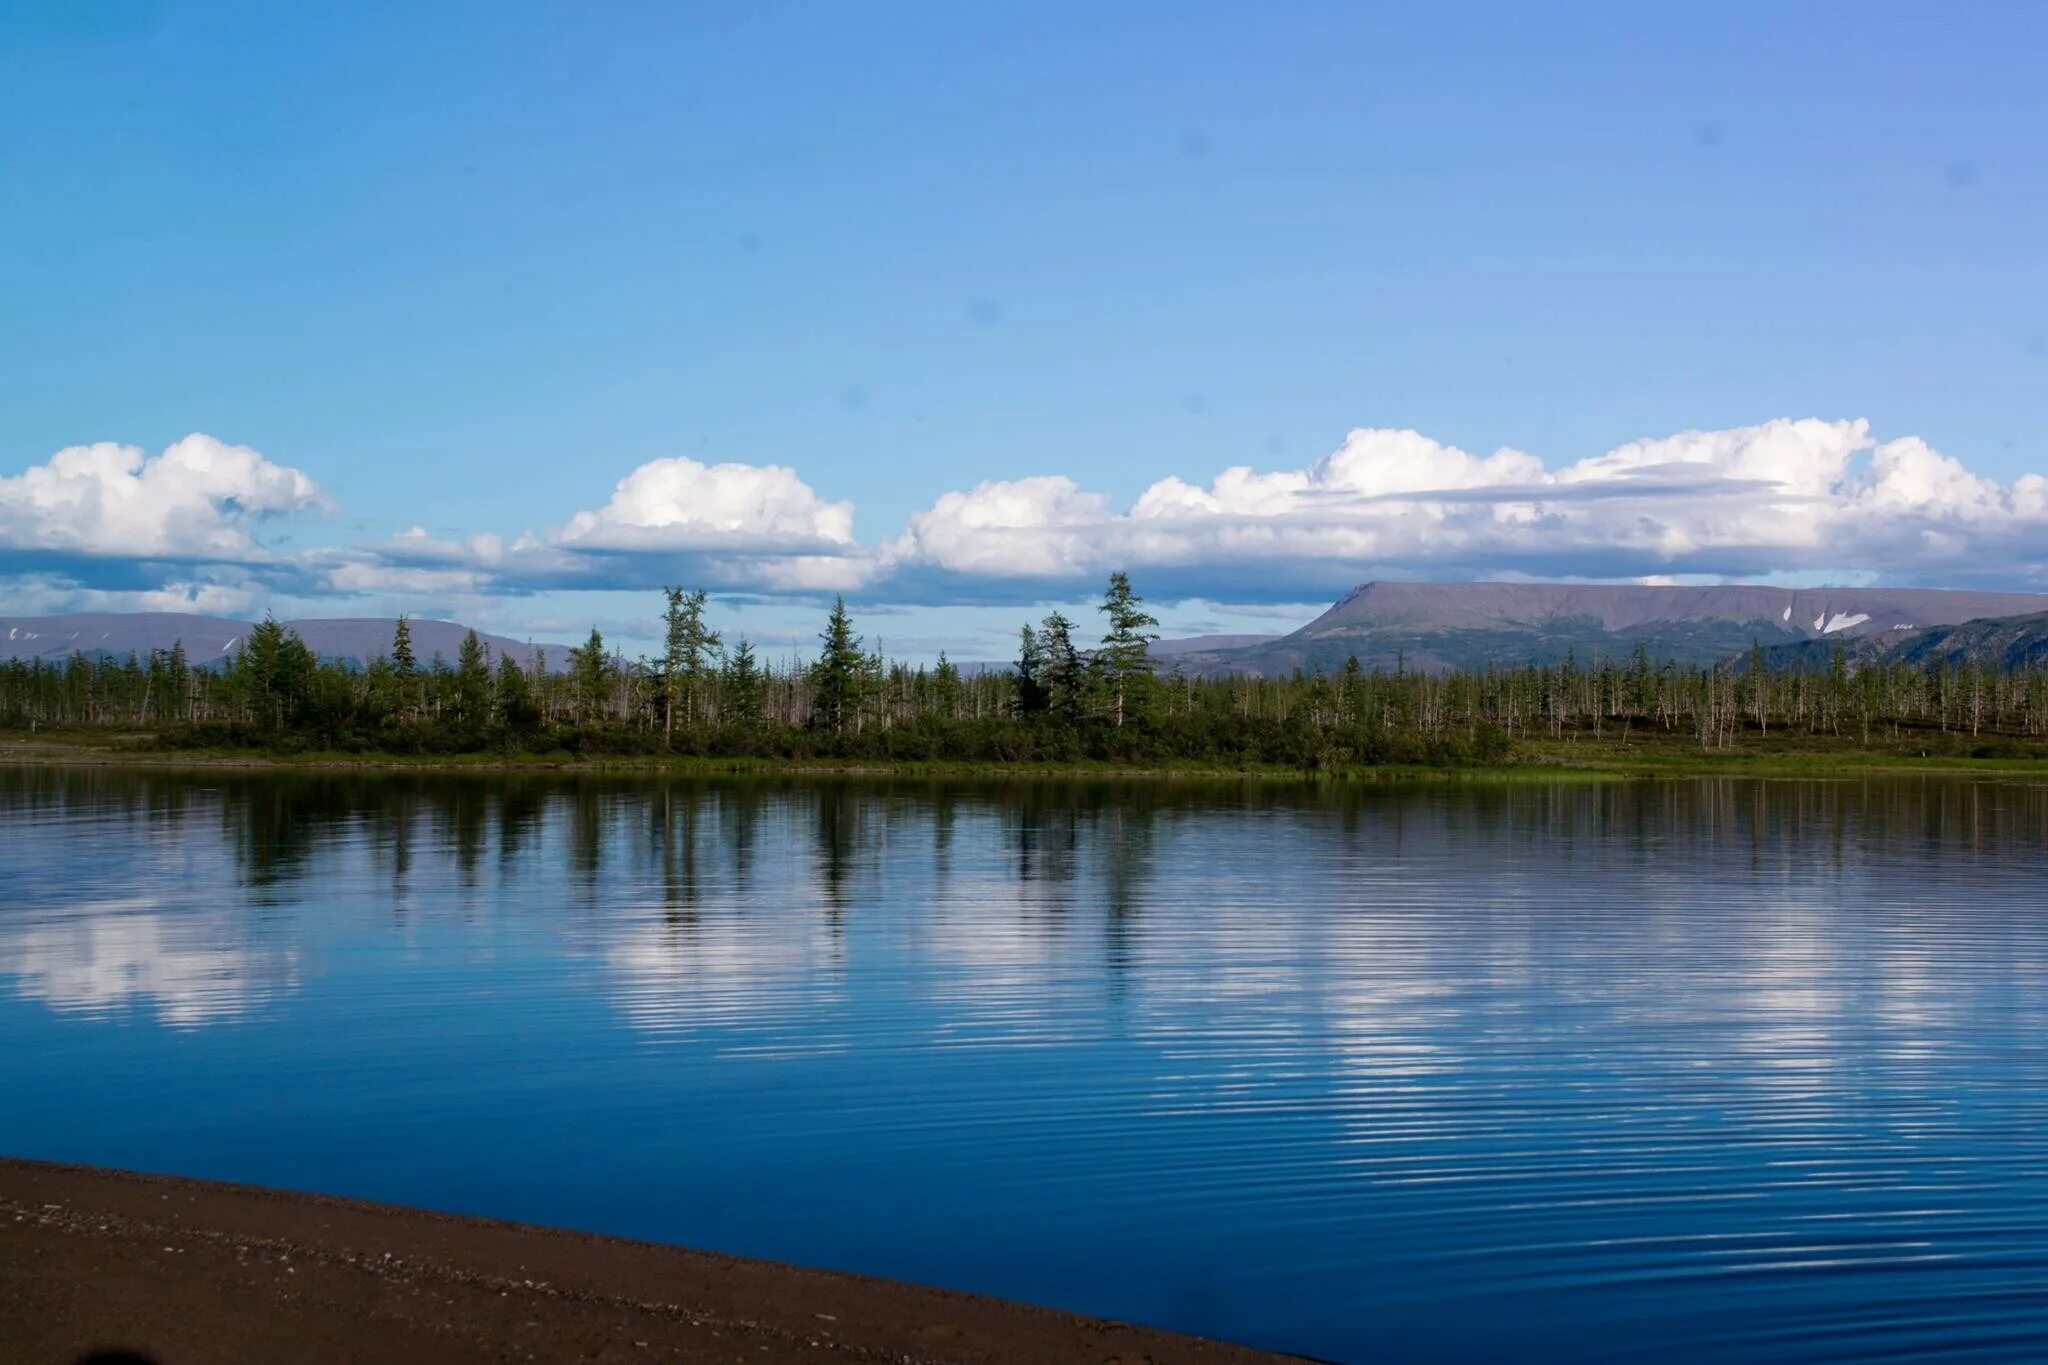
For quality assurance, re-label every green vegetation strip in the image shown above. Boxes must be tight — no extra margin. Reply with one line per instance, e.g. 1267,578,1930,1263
4,576,2047,779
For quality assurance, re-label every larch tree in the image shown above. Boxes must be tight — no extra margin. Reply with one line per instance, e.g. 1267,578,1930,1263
1095,571,1160,728
660,586,722,742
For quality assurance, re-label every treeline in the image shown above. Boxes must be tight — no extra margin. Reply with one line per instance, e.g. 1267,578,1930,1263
3,578,2048,767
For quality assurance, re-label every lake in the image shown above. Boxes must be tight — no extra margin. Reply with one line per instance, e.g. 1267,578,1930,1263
3,767,2047,1362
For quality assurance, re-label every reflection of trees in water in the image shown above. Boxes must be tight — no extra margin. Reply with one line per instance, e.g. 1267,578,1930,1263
1007,785,1080,902
497,781,545,878
987,783,1171,986
372,785,416,908
814,784,859,929
931,787,956,885
5,767,2048,1060
652,784,701,921
571,779,782,926
568,781,606,893
1092,800,1159,979
142,774,192,832
442,781,489,888
221,779,325,898
722,782,762,894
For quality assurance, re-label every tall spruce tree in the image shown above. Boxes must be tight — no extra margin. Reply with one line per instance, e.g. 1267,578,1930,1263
809,596,865,735
455,630,492,724
571,627,611,723
494,651,532,728
392,615,416,676
1038,612,1085,719
720,635,765,728
931,652,963,719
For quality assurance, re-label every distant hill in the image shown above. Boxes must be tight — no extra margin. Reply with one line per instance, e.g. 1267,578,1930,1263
1149,633,1283,657
1163,582,2048,676
0,613,567,671
960,631,1285,676
1756,610,2048,674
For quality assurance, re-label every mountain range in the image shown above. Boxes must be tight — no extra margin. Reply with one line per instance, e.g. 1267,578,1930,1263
7,582,2048,679
1159,582,2048,676
0,613,561,671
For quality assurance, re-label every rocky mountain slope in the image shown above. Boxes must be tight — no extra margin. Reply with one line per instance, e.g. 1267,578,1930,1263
1756,610,2048,674
1162,582,2048,676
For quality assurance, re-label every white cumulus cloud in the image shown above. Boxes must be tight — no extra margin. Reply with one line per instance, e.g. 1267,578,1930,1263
0,433,326,562
559,457,855,549
329,455,871,598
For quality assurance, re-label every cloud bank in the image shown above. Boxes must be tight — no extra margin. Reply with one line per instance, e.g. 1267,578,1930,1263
4,420,2046,614
884,419,2048,599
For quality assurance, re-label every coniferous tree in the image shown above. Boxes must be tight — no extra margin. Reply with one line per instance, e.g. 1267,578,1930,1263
392,615,417,677
809,596,865,735
570,628,611,723
720,635,765,728
1038,612,1085,720
1338,655,1365,726
232,616,315,730
931,652,964,719
660,586,722,741
1095,571,1160,728
495,651,533,729
455,630,492,724
9,571,2048,767
1015,625,1047,715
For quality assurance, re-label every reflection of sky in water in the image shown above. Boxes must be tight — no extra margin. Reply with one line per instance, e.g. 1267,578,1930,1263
3,770,2048,1364
3,899,299,1028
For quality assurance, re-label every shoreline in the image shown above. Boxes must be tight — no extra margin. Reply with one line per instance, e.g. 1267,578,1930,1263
3,734,2046,782
0,1156,1304,1365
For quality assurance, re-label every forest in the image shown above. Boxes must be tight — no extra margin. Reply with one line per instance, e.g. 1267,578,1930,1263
4,574,2048,769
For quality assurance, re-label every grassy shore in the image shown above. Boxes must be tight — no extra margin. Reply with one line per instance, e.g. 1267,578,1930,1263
1518,732,2048,779
5,729,2045,782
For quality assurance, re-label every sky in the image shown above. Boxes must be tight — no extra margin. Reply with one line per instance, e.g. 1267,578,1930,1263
3,1,2046,661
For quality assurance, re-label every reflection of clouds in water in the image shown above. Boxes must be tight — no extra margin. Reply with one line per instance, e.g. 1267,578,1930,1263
919,874,1102,1051
2,898,298,1028
600,911,843,1057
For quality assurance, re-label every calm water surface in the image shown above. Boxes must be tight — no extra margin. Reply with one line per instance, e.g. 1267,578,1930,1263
4,768,2048,1362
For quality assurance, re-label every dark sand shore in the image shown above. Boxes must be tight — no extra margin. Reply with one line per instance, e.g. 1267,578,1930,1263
1,1159,1303,1365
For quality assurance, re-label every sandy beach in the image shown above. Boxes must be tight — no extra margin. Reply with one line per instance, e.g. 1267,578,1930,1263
0,1158,1302,1365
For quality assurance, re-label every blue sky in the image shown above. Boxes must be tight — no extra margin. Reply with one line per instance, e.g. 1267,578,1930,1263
3,2,2045,659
